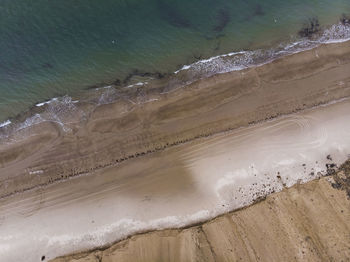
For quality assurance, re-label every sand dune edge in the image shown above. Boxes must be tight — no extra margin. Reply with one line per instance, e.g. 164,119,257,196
51,160,350,262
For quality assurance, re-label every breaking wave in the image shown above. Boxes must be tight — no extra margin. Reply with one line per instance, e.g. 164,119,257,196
174,22,350,79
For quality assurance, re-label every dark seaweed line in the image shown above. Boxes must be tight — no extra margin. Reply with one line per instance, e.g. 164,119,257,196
1,96,350,200
86,69,168,90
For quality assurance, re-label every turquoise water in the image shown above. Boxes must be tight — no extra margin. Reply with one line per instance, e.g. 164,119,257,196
0,0,350,122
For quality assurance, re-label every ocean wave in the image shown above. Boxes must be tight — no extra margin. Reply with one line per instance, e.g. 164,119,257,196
24,96,85,132
0,120,11,128
174,22,350,78
127,82,147,88
35,98,58,107
0,96,86,141
320,22,350,43
96,85,120,105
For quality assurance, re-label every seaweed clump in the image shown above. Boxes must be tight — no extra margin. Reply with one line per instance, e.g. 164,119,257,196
117,69,168,87
298,17,320,38
42,63,53,69
330,159,350,198
243,4,265,22
253,4,265,17
157,0,191,28
340,13,350,25
85,69,167,90
213,8,231,32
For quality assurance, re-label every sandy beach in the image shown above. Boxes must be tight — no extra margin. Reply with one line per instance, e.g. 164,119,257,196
52,163,350,262
1,40,350,261
1,40,350,198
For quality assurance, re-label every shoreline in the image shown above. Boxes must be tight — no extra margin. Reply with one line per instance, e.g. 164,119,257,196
1,39,350,199
0,21,349,131
1,8,350,262
1,36,350,262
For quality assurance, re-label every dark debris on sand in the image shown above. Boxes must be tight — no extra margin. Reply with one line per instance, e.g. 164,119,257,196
329,160,350,198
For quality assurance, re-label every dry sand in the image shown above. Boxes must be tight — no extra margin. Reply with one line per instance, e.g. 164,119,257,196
0,41,350,261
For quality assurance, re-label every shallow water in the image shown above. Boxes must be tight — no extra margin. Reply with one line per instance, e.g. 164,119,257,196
0,0,350,122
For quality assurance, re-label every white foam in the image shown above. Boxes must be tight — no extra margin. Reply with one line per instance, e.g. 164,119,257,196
126,82,147,88
0,120,11,128
9,96,83,135
173,23,350,78
44,209,214,256
174,65,190,74
16,114,44,132
36,98,79,108
97,87,118,105
28,170,44,175
174,51,247,74
36,98,58,107
319,23,350,43
2,23,348,143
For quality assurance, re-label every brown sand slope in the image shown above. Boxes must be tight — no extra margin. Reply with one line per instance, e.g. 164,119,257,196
1,41,350,199
52,162,350,262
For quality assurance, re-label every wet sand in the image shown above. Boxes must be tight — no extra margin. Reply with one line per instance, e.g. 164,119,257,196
1,96,350,261
0,41,350,261
1,41,350,198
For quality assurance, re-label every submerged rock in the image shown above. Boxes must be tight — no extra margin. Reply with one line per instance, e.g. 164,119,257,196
253,4,265,17
157,0,191,28
340,13,350,25
213,8,231,32
298,17,320,38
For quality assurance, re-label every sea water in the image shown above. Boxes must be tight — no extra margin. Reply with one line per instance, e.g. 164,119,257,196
0,0,349,123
